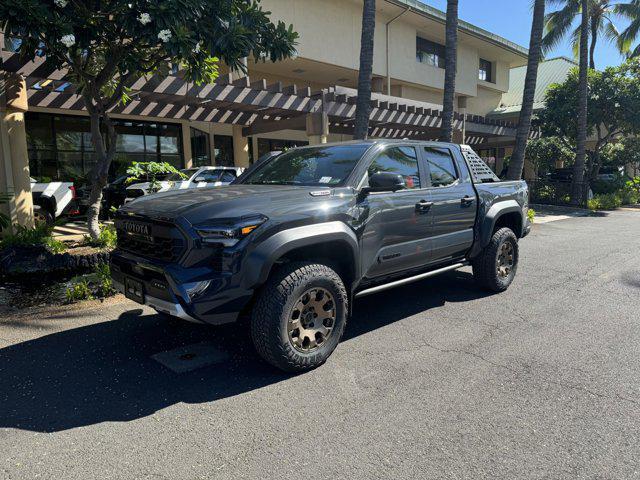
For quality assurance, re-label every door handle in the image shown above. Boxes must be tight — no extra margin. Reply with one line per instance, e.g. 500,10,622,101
461,196,474,207
415,200,434,213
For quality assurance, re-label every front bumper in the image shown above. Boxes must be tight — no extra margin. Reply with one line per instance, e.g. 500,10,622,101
111,249,254,326
113,279,203,323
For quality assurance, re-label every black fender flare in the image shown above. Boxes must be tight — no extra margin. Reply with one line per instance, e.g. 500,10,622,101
470,200,523,258
243,221,359,289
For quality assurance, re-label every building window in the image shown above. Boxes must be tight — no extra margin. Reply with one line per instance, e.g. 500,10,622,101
25,112,183,186
190,128,211,167
479,58,493,82
257,138,308,161
416,37,445,68
214,134,234,166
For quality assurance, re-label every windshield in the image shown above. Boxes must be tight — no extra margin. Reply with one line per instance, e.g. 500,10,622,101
242,145,369,186
166,168,198,181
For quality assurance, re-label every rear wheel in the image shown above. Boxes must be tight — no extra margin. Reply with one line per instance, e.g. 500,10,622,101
250,262,348,372
472,227,519,292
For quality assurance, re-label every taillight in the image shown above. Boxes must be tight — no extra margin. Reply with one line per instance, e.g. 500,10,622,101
69,185,76,199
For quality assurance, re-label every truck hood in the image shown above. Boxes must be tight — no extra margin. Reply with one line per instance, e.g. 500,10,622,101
118,184,343,223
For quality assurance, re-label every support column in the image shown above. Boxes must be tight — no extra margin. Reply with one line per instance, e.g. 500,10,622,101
251,136,259,163
208,123,217,166
232,125,250,168
0,73,33,233
306,112,329,145
181,121,193,168
452,129,464,144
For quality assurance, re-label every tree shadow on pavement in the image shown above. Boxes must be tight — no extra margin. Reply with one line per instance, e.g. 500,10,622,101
0,270,491,432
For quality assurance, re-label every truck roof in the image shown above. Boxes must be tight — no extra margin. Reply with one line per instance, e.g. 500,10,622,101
294,139,462,149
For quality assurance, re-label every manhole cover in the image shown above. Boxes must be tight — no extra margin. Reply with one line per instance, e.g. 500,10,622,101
152,342,230,373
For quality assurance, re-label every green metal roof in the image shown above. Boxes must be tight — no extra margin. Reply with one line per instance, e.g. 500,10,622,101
387,0,529,58
490,56,577,118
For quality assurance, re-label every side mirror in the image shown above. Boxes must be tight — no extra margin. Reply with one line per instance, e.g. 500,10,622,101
367,172,406,193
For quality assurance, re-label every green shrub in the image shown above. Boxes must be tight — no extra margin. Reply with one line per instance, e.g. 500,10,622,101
94,264,115,297
65,279,93,303
64,265,115,303
84,224,117,249
0,223,67,253
588,193,623,211
527,209,536,224
44,236,67,254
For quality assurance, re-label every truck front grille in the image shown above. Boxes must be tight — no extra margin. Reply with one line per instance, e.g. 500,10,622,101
116,234,184,263
115,219,186,263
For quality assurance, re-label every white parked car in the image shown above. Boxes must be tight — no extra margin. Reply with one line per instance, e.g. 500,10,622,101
30,178,78,225
125,166,244,202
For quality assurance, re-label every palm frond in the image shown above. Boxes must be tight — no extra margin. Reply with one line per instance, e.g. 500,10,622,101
613,0,640,21
543,3,581,52
616,1,640,53
602,18,620,43
570,24,582,59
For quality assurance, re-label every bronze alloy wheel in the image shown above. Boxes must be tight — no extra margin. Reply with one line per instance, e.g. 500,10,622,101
496,241,515,279
33,209,48,226
287,287,336,353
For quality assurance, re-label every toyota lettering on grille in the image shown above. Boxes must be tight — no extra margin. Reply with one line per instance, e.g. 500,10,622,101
122,221,151,237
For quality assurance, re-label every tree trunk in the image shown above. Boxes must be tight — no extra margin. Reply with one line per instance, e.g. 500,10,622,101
572,0,590,206
507,0,545,181
354,0,376,140
85,108,117,239
440,0,458,142
589,17,598,70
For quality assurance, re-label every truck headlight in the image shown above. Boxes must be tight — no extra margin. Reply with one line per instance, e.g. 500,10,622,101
194,215,267,247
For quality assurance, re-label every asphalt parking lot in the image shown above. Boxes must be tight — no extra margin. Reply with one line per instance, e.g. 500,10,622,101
1,209,639,479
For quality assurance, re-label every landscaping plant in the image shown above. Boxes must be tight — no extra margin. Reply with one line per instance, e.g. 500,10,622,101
84,224,117,250
126,161,185,193
0,224,67,254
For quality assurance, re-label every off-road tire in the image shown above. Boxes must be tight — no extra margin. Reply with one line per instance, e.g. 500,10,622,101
472,227,519,292
33,205,54,226
251,262,348,372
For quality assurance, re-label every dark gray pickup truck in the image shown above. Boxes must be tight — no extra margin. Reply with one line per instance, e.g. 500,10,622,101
112,140,530,371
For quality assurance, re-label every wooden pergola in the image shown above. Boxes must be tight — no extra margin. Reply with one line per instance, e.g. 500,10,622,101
1,50,520,144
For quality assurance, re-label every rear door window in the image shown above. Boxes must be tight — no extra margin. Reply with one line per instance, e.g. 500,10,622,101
367,146,421,189
424,147,458,187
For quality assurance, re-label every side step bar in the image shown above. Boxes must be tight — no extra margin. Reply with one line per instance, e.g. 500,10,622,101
354,262,469,298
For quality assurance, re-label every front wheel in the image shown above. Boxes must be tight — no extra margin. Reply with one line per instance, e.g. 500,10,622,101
250,262,348,372
472,227,519,292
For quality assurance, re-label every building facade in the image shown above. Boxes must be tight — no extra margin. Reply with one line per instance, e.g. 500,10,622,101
1,0,528,227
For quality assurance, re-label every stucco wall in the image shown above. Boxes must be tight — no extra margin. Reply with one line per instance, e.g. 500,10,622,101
260,0,521,115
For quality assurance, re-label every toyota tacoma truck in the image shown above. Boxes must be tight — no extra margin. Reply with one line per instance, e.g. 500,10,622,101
112,140,530,372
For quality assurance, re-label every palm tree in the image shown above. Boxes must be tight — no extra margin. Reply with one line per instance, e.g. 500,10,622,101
507,0,546,181
354,0,376,140
543,0,620,69
617,0,640,57
440,0,459,142
573,0,590,205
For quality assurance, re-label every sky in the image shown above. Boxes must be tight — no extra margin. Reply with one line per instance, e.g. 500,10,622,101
423,0,628,69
